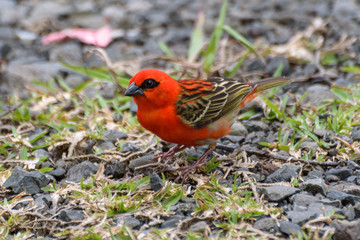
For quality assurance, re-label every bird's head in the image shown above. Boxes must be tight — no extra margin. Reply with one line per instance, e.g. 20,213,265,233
125,69,181,109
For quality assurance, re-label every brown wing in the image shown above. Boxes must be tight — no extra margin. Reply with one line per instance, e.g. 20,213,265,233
176,77,254,129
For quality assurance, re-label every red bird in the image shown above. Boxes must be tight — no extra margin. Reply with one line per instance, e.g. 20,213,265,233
125,69,290,181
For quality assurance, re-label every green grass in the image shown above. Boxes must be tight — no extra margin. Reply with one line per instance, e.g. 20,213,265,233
1,0,360,239
260,83,360,161
157,0,256,78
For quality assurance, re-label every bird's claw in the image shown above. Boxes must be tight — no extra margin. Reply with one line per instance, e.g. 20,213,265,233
173,143,216,183
152,144,186,163
174,165,198,183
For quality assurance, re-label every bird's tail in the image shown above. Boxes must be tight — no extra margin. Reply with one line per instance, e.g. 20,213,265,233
240,77,291,107
250,76,292,92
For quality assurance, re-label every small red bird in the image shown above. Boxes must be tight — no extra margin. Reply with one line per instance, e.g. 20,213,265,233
125,69,290,181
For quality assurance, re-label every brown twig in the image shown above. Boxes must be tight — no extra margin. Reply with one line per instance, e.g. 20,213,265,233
242,171,260,202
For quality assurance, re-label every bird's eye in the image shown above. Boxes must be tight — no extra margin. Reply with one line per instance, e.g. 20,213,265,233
141,78,159,89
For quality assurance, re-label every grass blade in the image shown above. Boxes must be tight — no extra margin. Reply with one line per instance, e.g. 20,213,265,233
63,63,111,81
223,25,256,53
203,0,227,73
158,40,179,70
273,62,283,77
225,50,250,78
188,9,205,62
158,40,174,58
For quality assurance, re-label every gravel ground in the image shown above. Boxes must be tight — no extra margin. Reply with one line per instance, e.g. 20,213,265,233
1,0,360,239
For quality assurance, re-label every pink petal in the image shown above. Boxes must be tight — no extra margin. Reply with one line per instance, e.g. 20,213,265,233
42,25,113,47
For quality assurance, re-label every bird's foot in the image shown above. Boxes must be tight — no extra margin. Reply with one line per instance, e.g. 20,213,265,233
152,144,187,163
174,143,216,183
175,164,198,183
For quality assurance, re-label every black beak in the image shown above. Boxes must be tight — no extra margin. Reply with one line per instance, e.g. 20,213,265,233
124,82,144,96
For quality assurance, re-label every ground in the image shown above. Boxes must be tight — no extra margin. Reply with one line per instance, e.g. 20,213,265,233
0,0,360,239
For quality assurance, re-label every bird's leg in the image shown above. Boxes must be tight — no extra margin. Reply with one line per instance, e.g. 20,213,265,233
175,143,217,183
152,144,187,162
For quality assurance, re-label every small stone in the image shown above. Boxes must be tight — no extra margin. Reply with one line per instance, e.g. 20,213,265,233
189,221,209,233
259,186,300,202
222,135,245,144
326,168,352,180
333,219,360,240
55,159,66,168
304,84,336,104
301,178,328,195
65,74,86,89
97,141,116,151
176,202,196,215
101,84,117,100
328,148,338,156
230,122,248,136
48,167,66,179
22,1,73,31
120,142,142,153
307,170,323,179
129,100,138,113
319,198,342,208
347,160,360,170
33,149,49,159
265,165,299,183
59,210,84,222
0,26,15,39
115,215,141,228
343,205,355,220
267,56,290,76
4,61,65,92
304,64,317,75
334,77,350,87
291,193,320,207
254,217,276,231
28,128,47,146
65,161,98,183
3,166,51,194
354,202,360,218
246,59,266,72
129,155,153,170
313,129,328,137
242,120,269,132
279,221,304,237
150,173,164,191
49,42,82,65
347,176,357,183
245,131,266,144
161,215,185,228
338,134,353,145
34,194,52,212
287,210,318,225
102,129,128,142
300,141,318,152
68,13,106,29
351,126,360,141
325,174,340,182
326,190,360,205
40,160,53,169
331,183,360,196
104,161,126,179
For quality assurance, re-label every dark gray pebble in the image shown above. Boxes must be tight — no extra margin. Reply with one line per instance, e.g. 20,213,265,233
64,161,98,183
150,173,164,191
3,166,51,194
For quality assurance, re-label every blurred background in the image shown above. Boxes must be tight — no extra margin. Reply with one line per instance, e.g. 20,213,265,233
0,0,359,98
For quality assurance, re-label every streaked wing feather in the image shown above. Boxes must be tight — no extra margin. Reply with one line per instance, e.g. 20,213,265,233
176,77,253,129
